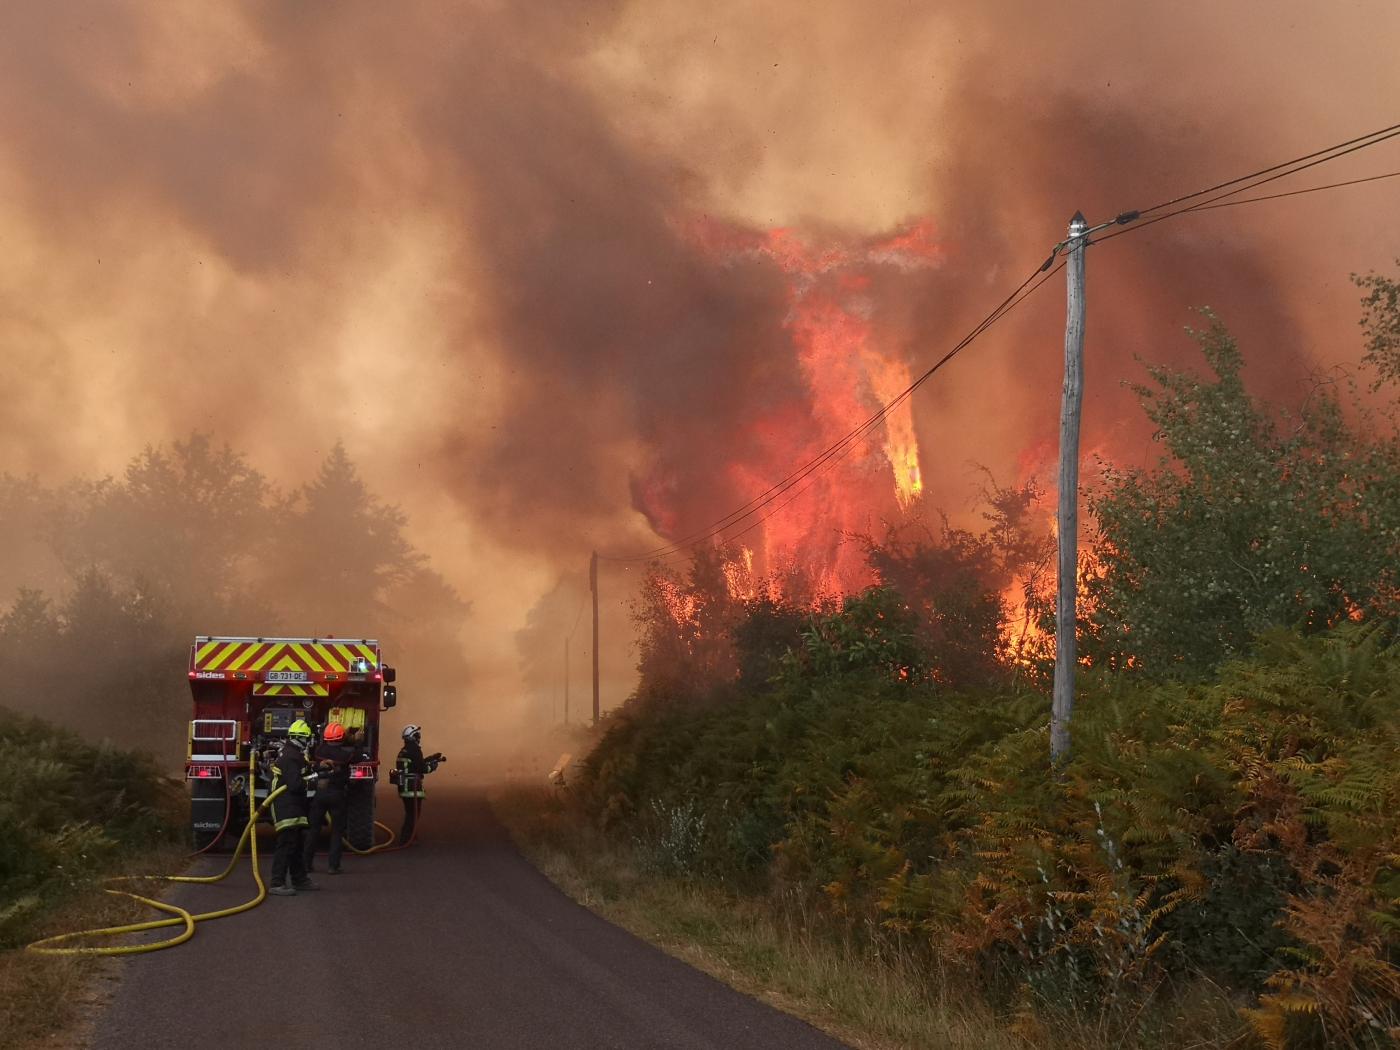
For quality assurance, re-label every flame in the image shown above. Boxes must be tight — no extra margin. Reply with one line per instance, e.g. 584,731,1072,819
656,574,697,627
722,545,760,601
641,219,943,597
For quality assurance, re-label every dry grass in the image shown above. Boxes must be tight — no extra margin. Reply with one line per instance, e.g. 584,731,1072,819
0,842,189,1050
493,785,1245,1050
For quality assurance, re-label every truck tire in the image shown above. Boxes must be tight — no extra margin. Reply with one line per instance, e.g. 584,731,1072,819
190,777,228,851
347,782,377,851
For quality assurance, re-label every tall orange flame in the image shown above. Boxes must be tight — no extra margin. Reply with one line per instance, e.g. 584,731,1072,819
644,219,943,597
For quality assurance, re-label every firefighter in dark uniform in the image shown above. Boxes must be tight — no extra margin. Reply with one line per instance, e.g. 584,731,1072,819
304,721,354,875
268,718,318,896
394,724,444,844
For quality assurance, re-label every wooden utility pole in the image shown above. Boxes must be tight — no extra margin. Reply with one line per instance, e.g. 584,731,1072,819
589,551,600,725
1052,211,1088,764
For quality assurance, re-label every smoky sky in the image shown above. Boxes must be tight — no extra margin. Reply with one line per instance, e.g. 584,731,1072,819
2,1,1398,713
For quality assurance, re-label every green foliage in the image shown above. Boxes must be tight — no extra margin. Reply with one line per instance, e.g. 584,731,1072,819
1355,263,1400,391
779,587,928,687
630,547,749,710
0,708,180,947
580,282,1400,1047
863,522,1005,687
578,616,1400,1045
1082,312,1400,678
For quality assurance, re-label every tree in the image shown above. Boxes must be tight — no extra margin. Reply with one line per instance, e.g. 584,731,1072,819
1083,312,1400,678
862,480,1051,689
261,443,422,631
632,547,747,708
0,588,62,699
1355,262,1400,390
48,434,274,628
778,586,927,688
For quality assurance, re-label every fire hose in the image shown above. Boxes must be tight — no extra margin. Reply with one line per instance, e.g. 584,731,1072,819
26,758,287,957
339,758,438,854
338,796,422,854
27,761,428,954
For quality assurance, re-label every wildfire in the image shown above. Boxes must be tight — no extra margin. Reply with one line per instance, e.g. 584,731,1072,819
722,546,760,601
638,219,943,598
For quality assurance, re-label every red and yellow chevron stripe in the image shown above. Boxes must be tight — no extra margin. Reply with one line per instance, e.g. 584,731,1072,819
191,639,380,677
257,682,330,697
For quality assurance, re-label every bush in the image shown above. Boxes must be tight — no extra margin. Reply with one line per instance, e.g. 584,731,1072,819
0,708,181,947
575,616,1400,1047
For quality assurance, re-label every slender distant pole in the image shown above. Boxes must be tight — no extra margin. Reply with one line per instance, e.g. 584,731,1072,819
563,636,569,725
590,551,600,725
1051,211,1088,764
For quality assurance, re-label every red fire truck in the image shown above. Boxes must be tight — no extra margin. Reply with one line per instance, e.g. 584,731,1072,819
185,636,397,850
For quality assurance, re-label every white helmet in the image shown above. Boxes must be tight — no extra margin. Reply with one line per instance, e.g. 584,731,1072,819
402,724,422,742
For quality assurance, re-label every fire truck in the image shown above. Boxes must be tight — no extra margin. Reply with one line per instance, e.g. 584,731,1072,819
185,636,397,851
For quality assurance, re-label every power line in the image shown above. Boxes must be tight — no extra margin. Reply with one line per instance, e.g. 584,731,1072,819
1133,120,1400,217
1189,168,1400,212
661,258,1071,563
603,252,1064,563
601,120,1400,566
602,257,1057,562
1097,125,1400,245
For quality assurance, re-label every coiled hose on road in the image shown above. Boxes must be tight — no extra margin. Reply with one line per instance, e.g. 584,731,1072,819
26,763,425,955
26,777,288,957
343,796,422,855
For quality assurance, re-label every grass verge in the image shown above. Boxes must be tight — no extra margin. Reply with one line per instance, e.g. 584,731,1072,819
493,784,1244,1050
0,840,190,1050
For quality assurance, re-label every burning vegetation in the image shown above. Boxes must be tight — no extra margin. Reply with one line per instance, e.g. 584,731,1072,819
566,281,1400,1049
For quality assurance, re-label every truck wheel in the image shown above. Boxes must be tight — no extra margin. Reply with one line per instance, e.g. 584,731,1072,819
347,782,377,850
191,777,228,851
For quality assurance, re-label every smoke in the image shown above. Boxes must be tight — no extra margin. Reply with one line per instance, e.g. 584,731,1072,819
1,1,1398,738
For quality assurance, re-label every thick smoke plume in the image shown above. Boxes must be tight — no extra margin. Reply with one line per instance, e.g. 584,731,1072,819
1,1,1398,736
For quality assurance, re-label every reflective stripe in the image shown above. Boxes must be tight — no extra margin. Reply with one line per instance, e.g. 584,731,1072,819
396,756,425,798
269,766,309,828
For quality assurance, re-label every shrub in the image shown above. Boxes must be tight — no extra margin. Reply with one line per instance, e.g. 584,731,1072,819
0,708,180,947
574,617,1400,1046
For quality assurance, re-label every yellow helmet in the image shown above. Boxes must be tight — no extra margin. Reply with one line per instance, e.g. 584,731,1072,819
287,719,313,745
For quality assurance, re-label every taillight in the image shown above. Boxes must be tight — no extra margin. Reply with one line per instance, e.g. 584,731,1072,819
350,764,376,780
187,764,222,780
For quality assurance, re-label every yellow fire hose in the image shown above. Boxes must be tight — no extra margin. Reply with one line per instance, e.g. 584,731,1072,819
26,757,287,957
342,818,397,854
341,798,425,854
27,760,417,954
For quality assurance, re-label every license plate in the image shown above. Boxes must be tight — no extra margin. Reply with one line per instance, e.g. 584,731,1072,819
266,670,309,683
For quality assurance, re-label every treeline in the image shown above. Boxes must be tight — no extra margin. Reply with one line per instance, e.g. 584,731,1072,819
0,437,470,760
573,276,1400,1047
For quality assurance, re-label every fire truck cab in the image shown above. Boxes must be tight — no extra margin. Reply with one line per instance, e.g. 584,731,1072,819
186,636,397,851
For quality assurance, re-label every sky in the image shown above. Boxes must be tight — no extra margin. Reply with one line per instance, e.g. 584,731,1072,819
2,0,1398,726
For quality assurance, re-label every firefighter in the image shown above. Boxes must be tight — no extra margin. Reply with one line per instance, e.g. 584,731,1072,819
394,724,444,844
267,718,318,896
304,721,354,875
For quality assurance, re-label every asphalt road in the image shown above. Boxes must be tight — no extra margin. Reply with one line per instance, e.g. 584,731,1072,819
90,784,850,1050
